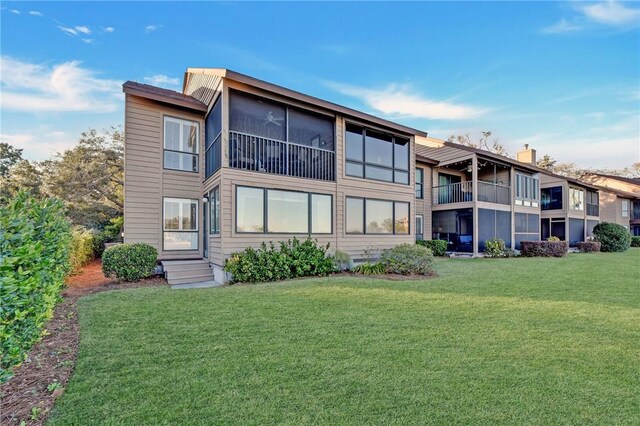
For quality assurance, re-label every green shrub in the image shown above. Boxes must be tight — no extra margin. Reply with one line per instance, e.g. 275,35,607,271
520,240,568,257
547,236,561,242
593,222,631,252
224,238,336,283
380,243,434,275
93,216,124,257
484,238,507,258
102,243,158,282
69,226,95,274
417,239,448,256
333,249,352,271
631,236,640,247
0,193,71,383
352,262,386,275
576,241,601,253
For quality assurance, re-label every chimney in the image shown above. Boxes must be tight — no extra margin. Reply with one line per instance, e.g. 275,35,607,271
516,144,537,165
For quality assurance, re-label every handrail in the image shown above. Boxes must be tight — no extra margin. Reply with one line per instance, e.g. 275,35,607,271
433,181,473,204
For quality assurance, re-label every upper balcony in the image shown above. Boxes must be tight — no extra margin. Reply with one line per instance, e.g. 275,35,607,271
432,158,513,206
229,131,335,182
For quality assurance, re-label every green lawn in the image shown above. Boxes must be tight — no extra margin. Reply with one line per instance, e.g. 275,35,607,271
50,251,640,425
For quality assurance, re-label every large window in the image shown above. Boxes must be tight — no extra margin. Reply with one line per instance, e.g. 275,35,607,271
236,186,332,234
345,123,410,184
346,197,410,235
164,117,199,172
163,198,198,250
416,168,424,199
541,186,563,210
205,97,222,178
515,172,539,207
209,186,220,234
569,187,584,211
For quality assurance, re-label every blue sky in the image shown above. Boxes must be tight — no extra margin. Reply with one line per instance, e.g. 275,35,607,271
1,1,639,168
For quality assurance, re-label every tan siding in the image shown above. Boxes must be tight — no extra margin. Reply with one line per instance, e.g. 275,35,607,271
124,94,205,260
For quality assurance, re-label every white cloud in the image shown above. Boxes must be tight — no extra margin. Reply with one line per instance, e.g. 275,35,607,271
11,9,19,15
143,74,180,88
0,131,76,161
58,25,78,36
0,56,122,113
75,25,91,35
104,26,115,33
325,81,487,120
82,38,94,44
29,10,43,17
540,18,582,34
580,0,640,26
145,24,161,33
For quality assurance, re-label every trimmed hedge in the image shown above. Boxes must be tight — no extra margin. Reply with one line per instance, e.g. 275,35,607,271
0,193,71,383
520,240,568,257
417,239,448,256
224,238,336,283
69,226,95,274
102,243,158,282
380,243,434,275
484,238,507,258
631,236,640,247
576,241,601,253
593,222,631,252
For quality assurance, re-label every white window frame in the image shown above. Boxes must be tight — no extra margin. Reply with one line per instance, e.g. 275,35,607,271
622,200,629,218
163,197,199,251
416,214,424,240
163,116,200,172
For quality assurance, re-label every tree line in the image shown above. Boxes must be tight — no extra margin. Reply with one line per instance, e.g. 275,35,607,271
0,127,123,229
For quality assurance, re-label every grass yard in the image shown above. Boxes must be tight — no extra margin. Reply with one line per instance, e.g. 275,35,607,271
50,251,640,425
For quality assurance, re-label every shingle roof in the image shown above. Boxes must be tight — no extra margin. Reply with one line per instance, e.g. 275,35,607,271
122,81,208,112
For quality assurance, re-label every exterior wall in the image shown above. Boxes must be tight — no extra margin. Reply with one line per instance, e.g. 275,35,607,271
599,191,632,229
123,94,205,260
415,161,433,239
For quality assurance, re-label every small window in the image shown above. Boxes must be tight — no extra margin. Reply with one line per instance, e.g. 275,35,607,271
622,200,629,218
394,202,410,235
416,168,424,199
415,214,424,241
209,186,220,234
236,187,264,233
163,198,198,250
541,186,563,210
164,117,199,172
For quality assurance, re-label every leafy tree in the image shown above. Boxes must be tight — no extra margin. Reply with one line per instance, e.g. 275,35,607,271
536,154,557,171
40,127,123,228
447,131,509,157
0,142,23,177
0,159,43,200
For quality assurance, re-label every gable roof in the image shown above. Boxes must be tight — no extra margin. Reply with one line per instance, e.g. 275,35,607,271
583,172,640,186
183,68,428,137
123,81,208,112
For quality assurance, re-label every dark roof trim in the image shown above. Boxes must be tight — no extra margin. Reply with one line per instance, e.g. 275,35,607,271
185,68,428,137
415,154,439,165
123,81,208,112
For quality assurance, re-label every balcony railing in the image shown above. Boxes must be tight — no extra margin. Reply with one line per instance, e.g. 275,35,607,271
229,131,335,182
586,203,599,217
433,181,473,205
477,181,511,205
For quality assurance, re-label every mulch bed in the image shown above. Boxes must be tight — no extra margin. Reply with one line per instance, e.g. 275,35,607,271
0,260,167,426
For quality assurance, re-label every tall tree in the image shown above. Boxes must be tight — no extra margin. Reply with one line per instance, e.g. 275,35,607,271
0,142,24,177
447,131,509,157
41,127,124,228
0,159,43,200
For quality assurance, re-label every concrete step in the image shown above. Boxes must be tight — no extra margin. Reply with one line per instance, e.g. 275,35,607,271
166,268,213,280
168,273,215,285
165,264,213,274
171,281,224,290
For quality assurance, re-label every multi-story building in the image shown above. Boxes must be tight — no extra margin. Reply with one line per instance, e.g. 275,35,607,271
582,173,640,236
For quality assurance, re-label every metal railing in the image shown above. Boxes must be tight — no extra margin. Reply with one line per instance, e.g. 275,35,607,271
586,203,599,217
229,131,335,181
433,181,473,204
477,181,511,205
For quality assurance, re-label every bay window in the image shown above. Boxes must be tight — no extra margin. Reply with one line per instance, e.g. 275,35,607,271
163,198,198,250
164,117,199,172
236,186,332,234
345,123,410,184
